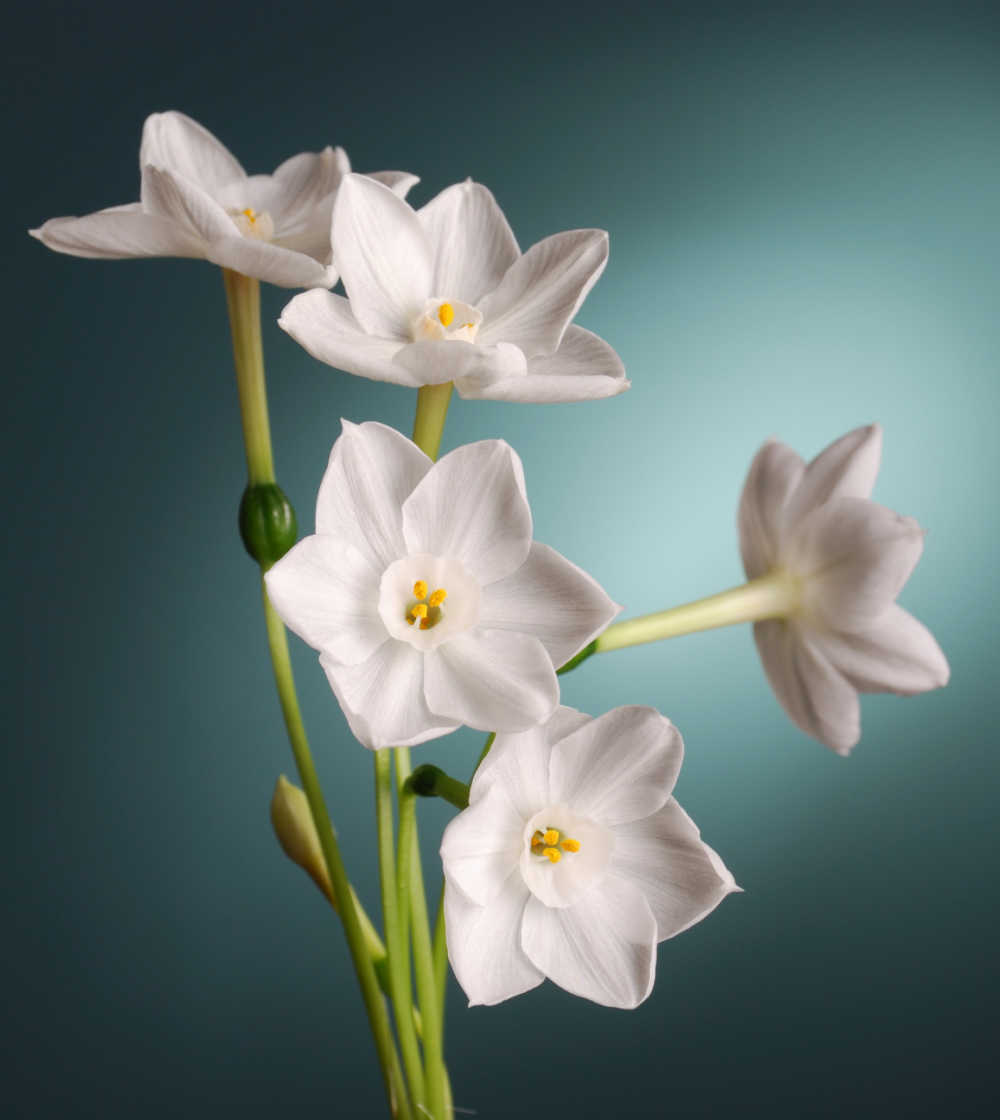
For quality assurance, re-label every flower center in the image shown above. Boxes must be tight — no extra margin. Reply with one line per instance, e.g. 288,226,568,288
412,298,482,343
406,579,448,631
528,827,582,864
228,207,275,241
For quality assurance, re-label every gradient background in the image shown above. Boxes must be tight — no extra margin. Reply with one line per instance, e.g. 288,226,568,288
5,1,998,1115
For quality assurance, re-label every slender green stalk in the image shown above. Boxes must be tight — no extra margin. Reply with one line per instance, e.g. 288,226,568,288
222,270,275,484
398,757,446,1120
263,588,410,1118
375,750,425,1114
411,383,453,461
405,765,470,811
562,571,802,669
432,882,448,1016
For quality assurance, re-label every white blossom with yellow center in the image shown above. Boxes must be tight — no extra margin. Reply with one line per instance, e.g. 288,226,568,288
30,110,419,289
264,421,620,749
441,706,739,1009
279,174,631,401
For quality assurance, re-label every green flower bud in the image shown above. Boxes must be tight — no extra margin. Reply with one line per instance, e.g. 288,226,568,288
239,483,297,569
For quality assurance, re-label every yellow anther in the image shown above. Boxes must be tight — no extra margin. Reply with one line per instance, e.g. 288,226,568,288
542,828,560,847
560,838,581,853
413,580,428,600
542,847,562,864
428,588,447,607
406,617,416,626
419,618,431,630
410,603,428,621
242,208,257,222
463,321,474,329
438,302,455,327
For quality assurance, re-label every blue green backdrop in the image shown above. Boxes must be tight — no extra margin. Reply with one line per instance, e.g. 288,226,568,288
5,1,997,1115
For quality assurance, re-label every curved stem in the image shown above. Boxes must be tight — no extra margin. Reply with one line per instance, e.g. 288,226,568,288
376,750,425,1113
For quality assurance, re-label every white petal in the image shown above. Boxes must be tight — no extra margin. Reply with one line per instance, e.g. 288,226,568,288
206,235,335,289
521,876,656,1009
269,146,349,227
395,339,526,390
818,604,950,695
549,707,683,826
279,290,424,385
464,325,628,403
783,424,883,529
444,876,542,1007
364,170,421,198
29,204,205,260
140,164,236,243
321,643,459,750
738,438,805,579
479,542,619,668
315,421,431,570
402,440,532,586
332,174,433,338
424,629,558,732
753,619,860,754
789,498,925,633
439,783,524,906
139,110,245,196
470,723,552,817
478,230,608,357
609,799,738,941
418,180,519,304
263,535,386,665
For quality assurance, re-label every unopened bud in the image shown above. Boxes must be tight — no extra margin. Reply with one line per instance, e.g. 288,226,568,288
271,775,335,907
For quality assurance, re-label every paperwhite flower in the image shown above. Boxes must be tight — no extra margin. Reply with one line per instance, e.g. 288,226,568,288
29,111,417,289
739,423,950,754
265,421,619,749
279,174,629,402
441,706,737,1008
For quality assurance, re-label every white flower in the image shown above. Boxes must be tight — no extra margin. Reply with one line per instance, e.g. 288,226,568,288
440,706,738,1009
278,174,629,402
739,424,950,754
264,421,619,749
29,110,417,290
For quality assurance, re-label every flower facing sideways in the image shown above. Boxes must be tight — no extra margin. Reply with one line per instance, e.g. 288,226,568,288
279,174,628,402
739,423,950,754
441,706,738,1008
264,421,619,749
30,111,417,289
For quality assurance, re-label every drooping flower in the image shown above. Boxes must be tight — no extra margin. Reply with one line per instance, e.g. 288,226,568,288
264,421,619,749
29,111,417,289
440,706,738,1008
738,423,950,754
278,174,628,402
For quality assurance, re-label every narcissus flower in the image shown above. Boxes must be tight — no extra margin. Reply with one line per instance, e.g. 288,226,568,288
739,423,950,754
30,110,417,289
265,422,619,749
441,706,738,1008
279,175,628,401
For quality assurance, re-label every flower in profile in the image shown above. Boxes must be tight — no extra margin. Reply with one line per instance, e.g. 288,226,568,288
440,706,738,1008
264,421,619,749
279,174,628,401
29,110,417,289
739,423,950,754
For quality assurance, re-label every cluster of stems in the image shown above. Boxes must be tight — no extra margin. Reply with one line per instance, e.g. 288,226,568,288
222,267,798,1119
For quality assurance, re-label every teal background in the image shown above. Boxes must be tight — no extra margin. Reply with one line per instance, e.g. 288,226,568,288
5,1,997,1115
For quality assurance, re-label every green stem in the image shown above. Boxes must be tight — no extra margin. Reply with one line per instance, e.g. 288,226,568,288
376,751,425,1114
561,572,802,671
263,588,410,1117
411,383,453,460
432,881,448,1017
405,765,469,811
398,756,446,1119
222,269,275,485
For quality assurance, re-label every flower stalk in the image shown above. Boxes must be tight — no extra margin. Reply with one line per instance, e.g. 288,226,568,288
405,765,470,811
411,382,453,461
223,270,275,485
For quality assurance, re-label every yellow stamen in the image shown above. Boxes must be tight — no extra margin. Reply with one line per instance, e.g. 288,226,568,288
542,828,560,847
413,580,428,600
242,208,257,223
419,618,431,630
406,617,416,626
410,603,428,621
438,302,455,327
542,847,562,864
560,838,581,853
428,588,447,607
